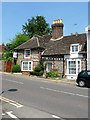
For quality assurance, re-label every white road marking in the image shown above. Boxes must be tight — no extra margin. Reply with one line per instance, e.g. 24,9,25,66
0,96,23,108
40,87,88,98
52,115,60,119
6,111,17,118
4,79,24,84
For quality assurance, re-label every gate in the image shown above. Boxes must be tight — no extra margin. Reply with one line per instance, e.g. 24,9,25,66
4,61,12,72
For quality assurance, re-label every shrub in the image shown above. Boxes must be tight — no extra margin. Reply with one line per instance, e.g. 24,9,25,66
47,69,59,78
30,62,44,76
40,70,44,76
34,64,42,72
30,71,35,75
11,64,21,73
33,70,44,76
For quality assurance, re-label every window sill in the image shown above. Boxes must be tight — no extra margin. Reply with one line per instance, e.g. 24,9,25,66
22,70,32,72
70,52,79,54
24,57,30,59
65,74,77,76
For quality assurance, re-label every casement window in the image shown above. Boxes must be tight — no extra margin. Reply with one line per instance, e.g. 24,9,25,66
22,61,33,71
68,61,76,74
71,44,79,53
67,59,81,75
24,49,31,58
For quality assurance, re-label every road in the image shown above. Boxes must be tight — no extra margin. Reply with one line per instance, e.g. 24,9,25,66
1,73,89,119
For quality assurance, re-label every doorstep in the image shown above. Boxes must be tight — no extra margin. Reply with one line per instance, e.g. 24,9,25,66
13,73,22,75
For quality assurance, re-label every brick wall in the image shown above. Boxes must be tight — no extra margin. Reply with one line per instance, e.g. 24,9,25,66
22,71,30,75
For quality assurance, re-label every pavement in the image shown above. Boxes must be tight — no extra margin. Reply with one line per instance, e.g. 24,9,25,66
1,71,76,86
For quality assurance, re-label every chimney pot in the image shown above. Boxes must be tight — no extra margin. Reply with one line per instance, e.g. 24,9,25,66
52,19,64,39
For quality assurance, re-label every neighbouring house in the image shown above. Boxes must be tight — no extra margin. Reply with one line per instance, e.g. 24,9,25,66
14,19,87,80
85,25,90,70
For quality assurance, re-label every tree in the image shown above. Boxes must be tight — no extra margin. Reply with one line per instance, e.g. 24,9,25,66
22,16,51,38
2,33,29,61
10,33,29,51
2,43,13,61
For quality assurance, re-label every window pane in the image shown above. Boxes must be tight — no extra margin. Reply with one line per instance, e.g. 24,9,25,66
22,61,32,71
68,61,76,74
29,62,31,70
72,46,74,52
78,61,80,73
71,45,78,52
25,50,30,57
75,46,78,51
23,62,28,70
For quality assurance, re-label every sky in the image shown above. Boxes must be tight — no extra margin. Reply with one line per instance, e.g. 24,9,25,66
1,2,88,44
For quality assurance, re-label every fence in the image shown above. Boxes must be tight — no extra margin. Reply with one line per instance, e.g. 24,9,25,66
4,61,12,72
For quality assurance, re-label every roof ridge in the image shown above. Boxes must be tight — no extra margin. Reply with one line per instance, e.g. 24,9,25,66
15,36,40,49
64,33,86,38
34,34,43,38
36,37,40,47
15,36,38,49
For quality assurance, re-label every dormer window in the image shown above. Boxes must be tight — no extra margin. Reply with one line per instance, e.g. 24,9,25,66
71,44,79,53
24,49,31,58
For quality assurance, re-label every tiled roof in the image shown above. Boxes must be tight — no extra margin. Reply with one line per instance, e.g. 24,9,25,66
15,35,51,50
42,33,87,56
15,33,87,56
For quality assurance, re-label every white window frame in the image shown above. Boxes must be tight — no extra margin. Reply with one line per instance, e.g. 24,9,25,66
21,61,33,71
70,44,79,53
66,59,81,75
24,49,31,59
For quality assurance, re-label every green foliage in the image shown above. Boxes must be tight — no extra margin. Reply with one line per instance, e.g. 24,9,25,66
22,16,51,38
30,60,44,76
34,64,44,76
30,71,35,75
3,16,51,62
2,33,29,61
47,69,59,78
2,51,13,62
11,64,21,73
34,64,42,72
10,33,30,51
5,43,13,52
40,59,44,70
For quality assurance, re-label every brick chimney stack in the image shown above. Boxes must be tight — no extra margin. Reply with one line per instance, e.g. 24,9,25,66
51,19,64,39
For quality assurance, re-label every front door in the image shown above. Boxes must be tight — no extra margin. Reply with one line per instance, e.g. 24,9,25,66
46,63,52,73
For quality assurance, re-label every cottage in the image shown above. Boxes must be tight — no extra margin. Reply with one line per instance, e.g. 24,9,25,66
14,34,51,75
14,19,87,79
